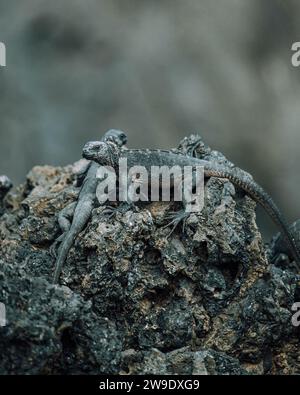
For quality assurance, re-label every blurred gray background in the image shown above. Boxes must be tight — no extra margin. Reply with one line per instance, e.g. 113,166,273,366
0,0,299,238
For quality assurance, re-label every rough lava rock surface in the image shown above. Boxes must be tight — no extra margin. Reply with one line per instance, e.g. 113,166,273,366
0,135,300,375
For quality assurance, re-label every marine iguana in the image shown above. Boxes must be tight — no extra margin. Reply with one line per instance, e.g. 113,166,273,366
82,138,300,272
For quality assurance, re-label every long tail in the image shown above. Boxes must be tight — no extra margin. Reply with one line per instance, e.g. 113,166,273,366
204,165,300,270
53,231,77,284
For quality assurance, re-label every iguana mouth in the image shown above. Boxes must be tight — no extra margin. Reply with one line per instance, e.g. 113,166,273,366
82,151,94,160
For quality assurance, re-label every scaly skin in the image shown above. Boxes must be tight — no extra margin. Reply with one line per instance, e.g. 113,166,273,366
82,142,300,271
52,130,127,284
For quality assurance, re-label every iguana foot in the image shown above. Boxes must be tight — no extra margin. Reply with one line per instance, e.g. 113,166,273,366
102,202,138,219
163,209,190,237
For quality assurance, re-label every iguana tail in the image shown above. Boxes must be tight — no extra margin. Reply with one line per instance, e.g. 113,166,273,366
53,231,78,284
204,164,300,270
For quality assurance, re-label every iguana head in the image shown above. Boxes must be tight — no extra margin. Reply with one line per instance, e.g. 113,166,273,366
103,129,127,147
82,141,120,167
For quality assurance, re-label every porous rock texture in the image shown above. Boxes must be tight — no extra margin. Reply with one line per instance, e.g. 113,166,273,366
0,135,299,375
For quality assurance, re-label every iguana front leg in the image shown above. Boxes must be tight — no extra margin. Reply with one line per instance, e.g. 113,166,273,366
163,168,202,235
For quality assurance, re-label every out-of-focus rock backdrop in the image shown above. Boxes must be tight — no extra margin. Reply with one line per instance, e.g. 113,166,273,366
0,0,299,238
